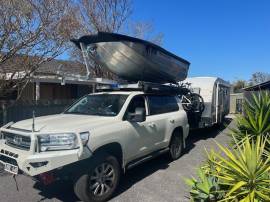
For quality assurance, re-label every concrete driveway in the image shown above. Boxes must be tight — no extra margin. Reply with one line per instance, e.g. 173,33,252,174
0,119,233,202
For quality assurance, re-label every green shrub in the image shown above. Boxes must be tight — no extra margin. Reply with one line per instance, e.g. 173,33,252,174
210,135,270,201
202,149,222,176
185,168,223,202
231,91,270,143
186,91,270,201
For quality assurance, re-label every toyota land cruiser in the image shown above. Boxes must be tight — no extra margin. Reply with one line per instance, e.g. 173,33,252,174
0,83,189,202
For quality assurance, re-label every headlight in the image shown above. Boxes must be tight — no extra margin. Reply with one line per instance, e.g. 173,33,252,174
38,133,78,152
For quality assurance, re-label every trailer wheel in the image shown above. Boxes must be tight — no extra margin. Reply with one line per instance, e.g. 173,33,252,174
74,154,120,202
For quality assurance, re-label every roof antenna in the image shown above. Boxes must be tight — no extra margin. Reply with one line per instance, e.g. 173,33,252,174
32,110,35,132
13,174,19,191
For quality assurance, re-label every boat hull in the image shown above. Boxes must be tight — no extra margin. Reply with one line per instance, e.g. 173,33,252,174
72,32,190,83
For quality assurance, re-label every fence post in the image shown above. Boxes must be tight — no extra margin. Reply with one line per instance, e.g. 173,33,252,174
35,81,40,101
1,102,7,125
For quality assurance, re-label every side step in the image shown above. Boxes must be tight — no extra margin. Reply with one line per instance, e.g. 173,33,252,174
126,148,169,170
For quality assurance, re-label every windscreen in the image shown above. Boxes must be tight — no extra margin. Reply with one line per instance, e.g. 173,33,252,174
65,94,128,116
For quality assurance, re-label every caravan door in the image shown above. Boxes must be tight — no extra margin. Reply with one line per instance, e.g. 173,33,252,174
216,84,229,123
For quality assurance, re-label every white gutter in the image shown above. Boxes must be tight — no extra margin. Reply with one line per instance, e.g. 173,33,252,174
31,76,117,85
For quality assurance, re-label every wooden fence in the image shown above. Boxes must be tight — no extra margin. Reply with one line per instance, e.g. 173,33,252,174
0,99,75,126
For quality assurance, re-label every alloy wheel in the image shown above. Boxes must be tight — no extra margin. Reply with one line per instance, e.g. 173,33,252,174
170,135,182,159
89,162,116,196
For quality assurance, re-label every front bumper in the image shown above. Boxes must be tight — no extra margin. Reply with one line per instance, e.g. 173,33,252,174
0,128,92,176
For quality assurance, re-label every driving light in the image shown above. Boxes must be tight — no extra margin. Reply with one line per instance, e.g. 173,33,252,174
80,132,90,146
38,133,78,152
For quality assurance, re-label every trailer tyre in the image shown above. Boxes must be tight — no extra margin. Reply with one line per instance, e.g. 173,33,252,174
74,154,120,202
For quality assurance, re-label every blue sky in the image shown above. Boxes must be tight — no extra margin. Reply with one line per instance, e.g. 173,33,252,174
131,0,270,82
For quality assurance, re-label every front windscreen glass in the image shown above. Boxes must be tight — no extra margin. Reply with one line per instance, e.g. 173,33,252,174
65,94,128,116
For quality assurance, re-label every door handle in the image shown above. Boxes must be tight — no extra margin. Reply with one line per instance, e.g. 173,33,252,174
170,119,175,124
148,122,155,127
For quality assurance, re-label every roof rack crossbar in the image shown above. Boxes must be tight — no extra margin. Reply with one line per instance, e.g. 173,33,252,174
96,81,187,95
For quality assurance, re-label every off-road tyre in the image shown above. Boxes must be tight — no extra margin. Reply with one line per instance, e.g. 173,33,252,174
169,131,184,160
74,154,120,202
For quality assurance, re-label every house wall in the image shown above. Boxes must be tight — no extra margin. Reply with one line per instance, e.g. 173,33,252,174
40,83,73,99
40,83,92,100
20,83,35,100
0,83,93,125
230,87,269,115
0,100,74,126
230,93,244,114
19,82,92,101
77,84,93,97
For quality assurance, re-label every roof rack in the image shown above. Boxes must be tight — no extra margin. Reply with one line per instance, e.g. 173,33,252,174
96,81,187,95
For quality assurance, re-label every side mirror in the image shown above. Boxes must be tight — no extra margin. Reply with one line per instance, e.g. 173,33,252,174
127,107,146,122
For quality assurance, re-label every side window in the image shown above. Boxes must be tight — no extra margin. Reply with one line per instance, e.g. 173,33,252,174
126,95,146,114
147,95,179,115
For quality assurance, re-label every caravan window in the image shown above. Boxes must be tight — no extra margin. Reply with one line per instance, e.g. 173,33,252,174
147,95,179,115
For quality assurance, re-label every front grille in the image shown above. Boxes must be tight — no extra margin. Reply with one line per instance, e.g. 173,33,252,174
0,149,19,158
0,154,18,166
3,132,31,151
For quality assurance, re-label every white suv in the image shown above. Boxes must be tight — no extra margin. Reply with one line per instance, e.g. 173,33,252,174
0,89,189,202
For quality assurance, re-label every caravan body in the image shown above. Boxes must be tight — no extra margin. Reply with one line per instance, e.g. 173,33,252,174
182,77,230,128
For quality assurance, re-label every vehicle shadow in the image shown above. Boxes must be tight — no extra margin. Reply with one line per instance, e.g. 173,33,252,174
0,163,6,176
33,118,232,202
34,180,79,202
184,118,232,154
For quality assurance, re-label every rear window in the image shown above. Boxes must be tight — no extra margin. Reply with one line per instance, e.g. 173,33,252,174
147,95,179,115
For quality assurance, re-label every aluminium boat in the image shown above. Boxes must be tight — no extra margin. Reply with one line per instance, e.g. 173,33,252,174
71,32,190,83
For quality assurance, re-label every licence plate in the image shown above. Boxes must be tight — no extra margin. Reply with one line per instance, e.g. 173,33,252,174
4,163,18,175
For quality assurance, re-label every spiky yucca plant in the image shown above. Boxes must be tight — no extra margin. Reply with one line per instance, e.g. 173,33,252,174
232,91,270,143
210,135,270,201
202,149,222,176
185,168,222,202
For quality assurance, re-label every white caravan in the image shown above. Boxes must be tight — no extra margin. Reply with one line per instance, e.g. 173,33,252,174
182,77,230,128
